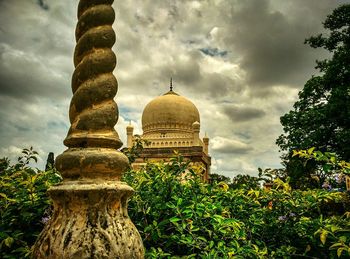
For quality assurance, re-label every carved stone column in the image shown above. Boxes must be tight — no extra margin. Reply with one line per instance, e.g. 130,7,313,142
32,0,144,258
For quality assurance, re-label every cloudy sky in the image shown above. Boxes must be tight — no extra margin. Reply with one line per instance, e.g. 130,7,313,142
0,0,348,177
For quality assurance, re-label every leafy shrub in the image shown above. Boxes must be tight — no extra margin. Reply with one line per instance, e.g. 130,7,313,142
124,156,350,258
1,148,349,258
124,156,267,258
292,148,349,190
209,173,231,184
230,174,260,190
0,148,61,258
122,135,150,164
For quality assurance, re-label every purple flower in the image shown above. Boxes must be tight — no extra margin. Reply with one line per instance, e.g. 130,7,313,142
322,182,331,189
335,175,340,183
41,216,50,224
289,213,296,217
334,174,344,184
278,216,287,221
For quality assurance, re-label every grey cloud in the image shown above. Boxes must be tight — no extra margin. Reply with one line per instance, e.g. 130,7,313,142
0,0,344,178
217,0,336,89
0,1,75,54
223,104,266,122
211,137,253,154
201,73,231,98
114,0,237,100
0,95,68,169
0,1,75,102
214,144,252,155
0,0,75,168
0,44,70,101
159,49,235,98
166,71,233,99
169,56,201,86
156,51,201,90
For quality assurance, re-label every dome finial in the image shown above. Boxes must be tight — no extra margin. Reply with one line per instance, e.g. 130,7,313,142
170,77,173,91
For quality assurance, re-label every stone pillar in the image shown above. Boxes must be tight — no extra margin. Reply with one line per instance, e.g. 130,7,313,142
32,0,144,258
192,121,200,146
126,123,134,148
203,134,209,155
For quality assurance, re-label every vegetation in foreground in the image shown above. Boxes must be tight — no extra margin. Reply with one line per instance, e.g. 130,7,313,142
0,148,61,258
125,156,350,258
1,149,350,258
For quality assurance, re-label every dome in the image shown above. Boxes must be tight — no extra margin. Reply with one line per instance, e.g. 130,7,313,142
142,90,200,134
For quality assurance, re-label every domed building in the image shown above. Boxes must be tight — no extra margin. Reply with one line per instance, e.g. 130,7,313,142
126,81,211,181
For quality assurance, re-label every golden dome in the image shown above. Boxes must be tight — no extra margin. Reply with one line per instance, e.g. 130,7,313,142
142,90,200,134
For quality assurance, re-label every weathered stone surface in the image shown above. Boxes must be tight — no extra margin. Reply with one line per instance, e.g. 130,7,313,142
64,0,121,150
32,0,144,257
33,182,143,258
55,148,129,181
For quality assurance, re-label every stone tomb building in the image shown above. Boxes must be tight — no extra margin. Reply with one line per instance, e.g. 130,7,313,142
126,86,211,181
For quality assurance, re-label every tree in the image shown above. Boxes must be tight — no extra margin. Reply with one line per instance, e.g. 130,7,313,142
121,135,150,164
230,174,260,189
45,152,55,171
276,4,350,161
208,173,231,184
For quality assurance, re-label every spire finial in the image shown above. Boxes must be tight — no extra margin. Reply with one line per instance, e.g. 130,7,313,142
170,77,173,91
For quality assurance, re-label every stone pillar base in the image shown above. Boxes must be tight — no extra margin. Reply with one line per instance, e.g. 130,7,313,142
32,182,144,258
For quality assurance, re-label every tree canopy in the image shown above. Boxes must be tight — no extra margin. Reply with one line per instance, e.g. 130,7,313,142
276,4,350,161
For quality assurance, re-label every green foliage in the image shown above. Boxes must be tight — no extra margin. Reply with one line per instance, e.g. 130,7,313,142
122,135,150,164
0,148,61,258
290,148,349,190
209,173,231,184
293,148,350,175
258,167,288,184
124,156,350,258
124,157,267,258
230,174,260,190
283,153,320,189
229,168,287,190
277,4,350,162
1,148,349,258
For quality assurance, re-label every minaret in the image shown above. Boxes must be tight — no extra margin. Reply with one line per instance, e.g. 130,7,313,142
32,1,144,258
192,121,200,146
203,133,209,155
126,121,134,148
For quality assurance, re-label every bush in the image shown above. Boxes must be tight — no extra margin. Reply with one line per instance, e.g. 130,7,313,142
291,148,350,190
0,148,61,258
124,156,350,258
1,149,349,258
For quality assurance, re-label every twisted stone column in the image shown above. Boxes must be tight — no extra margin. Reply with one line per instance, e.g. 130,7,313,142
32,0,144,258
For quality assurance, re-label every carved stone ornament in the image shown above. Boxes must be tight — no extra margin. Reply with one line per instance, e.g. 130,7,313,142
32,0,144,258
